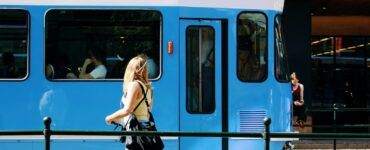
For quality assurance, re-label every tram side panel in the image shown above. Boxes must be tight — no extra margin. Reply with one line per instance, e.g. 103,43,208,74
0,6,180,150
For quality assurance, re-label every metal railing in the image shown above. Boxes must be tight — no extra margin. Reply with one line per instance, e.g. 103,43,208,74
307,105,370,149
1,117,370,150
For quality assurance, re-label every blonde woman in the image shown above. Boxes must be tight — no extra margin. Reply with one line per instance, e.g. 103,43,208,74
105,54,153,125
106,54,163,150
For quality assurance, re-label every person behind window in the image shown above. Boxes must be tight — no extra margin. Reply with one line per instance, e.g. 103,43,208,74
0,52,18,78
146,57,158,79
50,53,73,79
238,49,258,80
343,81,354,107
238,20,259,81
291,72,306,128
46,64,55,79
200,29,215,112
77,49,107,79
144,49,158,79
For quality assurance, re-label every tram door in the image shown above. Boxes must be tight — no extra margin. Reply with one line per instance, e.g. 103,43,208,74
179,19,222,150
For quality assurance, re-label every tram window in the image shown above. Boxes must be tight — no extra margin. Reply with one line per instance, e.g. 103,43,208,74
0,10,28,80
237,12,267,82
274,15,289,82
45,10,161,80
186,26,215,114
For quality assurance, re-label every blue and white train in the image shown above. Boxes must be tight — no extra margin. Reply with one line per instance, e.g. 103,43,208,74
0,0,291,149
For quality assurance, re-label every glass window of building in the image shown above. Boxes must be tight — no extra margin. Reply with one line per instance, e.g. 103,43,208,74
274,15,289,82
311,36,336,107
186,26,215,114
311,36,368,109
0,10,28,79
45,10,161,80
311,36,370,133
367,38,370,104
237,12,267,82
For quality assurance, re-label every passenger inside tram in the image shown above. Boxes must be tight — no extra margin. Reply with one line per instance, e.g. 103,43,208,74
77,49,107,79
0,52,18,78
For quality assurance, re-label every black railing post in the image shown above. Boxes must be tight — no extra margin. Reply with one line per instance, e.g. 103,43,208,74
263,117,271,150
333,108,337,150
333,104,339,150
43,117,52,150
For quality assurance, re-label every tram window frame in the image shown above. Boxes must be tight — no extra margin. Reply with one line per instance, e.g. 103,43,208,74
236,11,268,82
0,9,30,81
44,9,162,82
274,14,290,82
185,25,216,114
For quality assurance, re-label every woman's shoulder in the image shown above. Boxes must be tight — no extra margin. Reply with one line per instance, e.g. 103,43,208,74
299,83,304,89
135,80,151,88
126,81,141,89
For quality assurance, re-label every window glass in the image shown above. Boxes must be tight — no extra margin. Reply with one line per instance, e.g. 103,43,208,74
311,36,368,109
367,38,370,104
0,10,28,79
274,15,289,82
334,37,366,108
311,36,336,107
45,10,161,80
335,37,365,65
311,36,370,133
186,26,215,114
237,12,267,82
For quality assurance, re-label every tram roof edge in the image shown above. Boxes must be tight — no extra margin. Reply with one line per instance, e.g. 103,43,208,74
0,0,284,12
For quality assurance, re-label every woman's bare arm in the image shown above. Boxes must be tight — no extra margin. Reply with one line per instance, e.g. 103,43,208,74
299,84,304,104
105,82,141,123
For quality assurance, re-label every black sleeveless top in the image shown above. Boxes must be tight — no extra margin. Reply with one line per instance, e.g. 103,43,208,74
292,84,301,102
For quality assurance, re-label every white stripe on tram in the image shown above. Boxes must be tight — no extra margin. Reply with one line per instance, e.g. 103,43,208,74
0,135,178,141
0,0,284,11
0,135,298,141
231,137,299,141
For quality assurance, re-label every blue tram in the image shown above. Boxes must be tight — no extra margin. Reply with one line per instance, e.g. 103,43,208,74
0,0,291,149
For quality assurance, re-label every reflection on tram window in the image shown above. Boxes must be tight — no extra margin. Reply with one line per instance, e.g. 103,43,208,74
237,12,267,82
367,39,370,102
186,27,215,114
0,10,28,79
45,10,161,80
275,15,289,82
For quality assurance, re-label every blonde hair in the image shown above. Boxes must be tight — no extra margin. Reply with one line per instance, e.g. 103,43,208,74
123,54,151,93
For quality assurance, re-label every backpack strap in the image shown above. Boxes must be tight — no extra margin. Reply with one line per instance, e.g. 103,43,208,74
137,81,150,109
123,81,148,128
133,81,148,112
137,81,157,126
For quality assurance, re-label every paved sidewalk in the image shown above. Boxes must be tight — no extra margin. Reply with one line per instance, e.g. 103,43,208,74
292,139,370,149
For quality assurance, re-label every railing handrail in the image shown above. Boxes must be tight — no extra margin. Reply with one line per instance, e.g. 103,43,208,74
307,107,370,112
1,117,370,150
52,130,262,137
270,132,370,139
1,131,370,139
294,124,370,128
0,131,42,135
